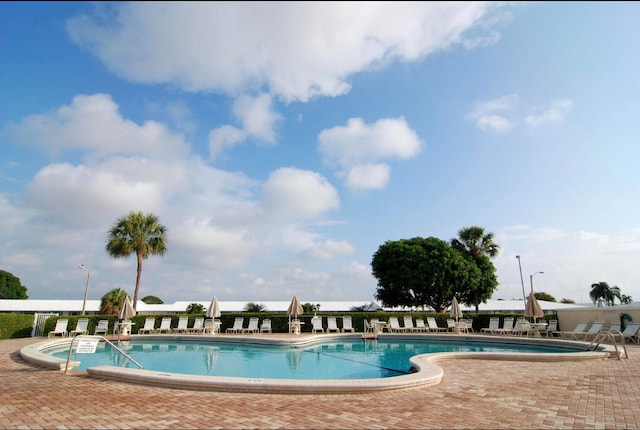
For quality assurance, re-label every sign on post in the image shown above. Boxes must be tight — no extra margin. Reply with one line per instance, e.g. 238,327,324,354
76,339,98,354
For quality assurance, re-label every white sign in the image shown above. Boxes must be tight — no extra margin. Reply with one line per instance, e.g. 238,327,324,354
76,339,98,354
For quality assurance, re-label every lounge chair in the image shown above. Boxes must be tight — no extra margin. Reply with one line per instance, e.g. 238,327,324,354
481,317,500,334
427,317,446,332
226,317,244,333
540,319,558,337
156,317,173,334
493,317,515,335
48,319,68,338
512,319,531,336
94,319,109,336
579,321,605,341
388,317,404,333
172,316,189,334
243,317,259,334
311,316,324,333
341,316,355,333
187,317,204,333
363,319,375,335
608,322,621,333
260,319,272,333
403,316,417,332
69,318,89,336
557,320,589,340
326,316,340,333
414,319,429,332
620,322,640,344
138,317,157,334
446,319,457,332
459,319,473,333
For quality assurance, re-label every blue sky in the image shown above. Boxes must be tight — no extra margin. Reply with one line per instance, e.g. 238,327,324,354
2,2,639,306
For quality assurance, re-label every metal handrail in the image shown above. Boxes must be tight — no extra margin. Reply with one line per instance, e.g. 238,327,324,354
586,329,627,360
64,335,143,373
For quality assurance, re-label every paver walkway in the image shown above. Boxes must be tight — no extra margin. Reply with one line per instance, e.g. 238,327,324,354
1,337,639,429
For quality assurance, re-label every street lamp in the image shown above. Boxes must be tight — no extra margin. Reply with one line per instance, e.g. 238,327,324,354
79,264,91,316
516,255,526,302
530,271,544,294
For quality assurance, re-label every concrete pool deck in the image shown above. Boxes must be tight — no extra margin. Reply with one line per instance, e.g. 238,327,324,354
2,335,640,429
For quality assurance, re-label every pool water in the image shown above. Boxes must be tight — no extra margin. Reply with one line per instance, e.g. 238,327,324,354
49,339,576,380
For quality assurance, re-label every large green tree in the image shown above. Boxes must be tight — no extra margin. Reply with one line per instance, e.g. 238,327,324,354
371,237,480,312
450,226,499,311
589,281,633,306
0,269,28,299
105,211,168,310
100,288,129,315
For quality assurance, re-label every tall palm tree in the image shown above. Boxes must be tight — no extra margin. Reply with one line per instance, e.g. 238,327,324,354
105,211,168,310
100,288,129,315
450,226,500,259
589,281,617,306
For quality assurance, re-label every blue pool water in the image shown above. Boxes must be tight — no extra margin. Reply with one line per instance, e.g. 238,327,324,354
48,338,577,380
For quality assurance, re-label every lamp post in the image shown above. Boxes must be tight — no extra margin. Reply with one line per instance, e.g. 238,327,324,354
530,271,544,294
79,264,91,316
516,255,526,302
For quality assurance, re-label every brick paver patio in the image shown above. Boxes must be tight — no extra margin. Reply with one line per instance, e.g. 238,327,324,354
1,337,639,429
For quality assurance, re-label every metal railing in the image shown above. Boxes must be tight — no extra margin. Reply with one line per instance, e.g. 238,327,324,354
64,335,143,373
586,329,628,360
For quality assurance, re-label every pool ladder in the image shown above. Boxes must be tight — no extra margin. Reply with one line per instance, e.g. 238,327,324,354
64,334,143,373
585,329,628,360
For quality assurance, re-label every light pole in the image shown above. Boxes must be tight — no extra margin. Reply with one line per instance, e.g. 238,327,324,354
516,255,526,302
529,271,544,294
79,264,91,316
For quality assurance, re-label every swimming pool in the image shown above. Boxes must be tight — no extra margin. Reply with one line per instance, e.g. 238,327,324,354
22,333,611,394
46,338,580,379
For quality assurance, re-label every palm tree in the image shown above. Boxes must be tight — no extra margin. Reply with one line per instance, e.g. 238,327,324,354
589,281,617,306
186,303,205,313
100,288,128,315
244,302,267,312
105,211,168,310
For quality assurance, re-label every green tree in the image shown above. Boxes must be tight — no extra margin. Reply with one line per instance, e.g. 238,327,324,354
100,288,129,315
589,281,617,306
0,270,28,299
560,298,576,304
244,302,267,312
186,303,204,313
619,294,633,304
105,211,168,310
142,295,164,304
372,237,480,312
450,226,500,311
534,292,556,302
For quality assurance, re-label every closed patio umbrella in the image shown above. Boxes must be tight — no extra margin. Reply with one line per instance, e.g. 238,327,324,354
287,295,304,320
524,292,544,322
449,296,463,322
206,296,221,319
119,296,136,320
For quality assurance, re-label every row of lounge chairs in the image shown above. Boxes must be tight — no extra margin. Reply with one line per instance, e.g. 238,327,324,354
48,318,108,338
310,315,356,333
361,316,467,333
553,320,640,343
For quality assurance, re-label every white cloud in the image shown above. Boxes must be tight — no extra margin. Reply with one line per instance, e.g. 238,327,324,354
318,117,423,190
299,239,355,260
66,2,505,102
525,99,574,127
5,94,189,159
262,167,340,220
208,125,246,160
467,94,518,132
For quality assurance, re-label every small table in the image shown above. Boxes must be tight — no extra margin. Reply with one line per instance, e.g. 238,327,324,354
289,320,304,334
529,322,547,338
373,321,387,334
118,321,134,337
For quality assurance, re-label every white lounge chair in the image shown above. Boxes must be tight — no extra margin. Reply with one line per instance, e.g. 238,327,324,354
621,322,640,344
414,319,429,332
557,320,589,339
326,316,340,333
426,317,446,332
580,321,605,341
226,317,244,333
156,317,173,334
69,318,89,336
341,316,355,333
311,316,324,333
403,316,417,332
260,319,272,333
172,316,189,333
138,317,157,334
481,317,500,334
493,317,515,335
388,317,405,333
243,317,259,334
187,317,204,334
48,319,68,338
446,319,457,332
540,319,558,337
94,319,109,336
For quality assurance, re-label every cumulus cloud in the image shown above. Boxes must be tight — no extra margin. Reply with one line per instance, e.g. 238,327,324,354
66,2,505,102
299,239,355,260
318,117,423,190
466,94,518,132
525,99,574,127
